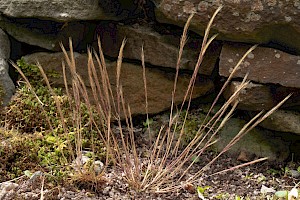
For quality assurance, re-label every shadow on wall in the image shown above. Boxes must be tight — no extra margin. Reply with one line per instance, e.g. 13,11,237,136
98,0,156,21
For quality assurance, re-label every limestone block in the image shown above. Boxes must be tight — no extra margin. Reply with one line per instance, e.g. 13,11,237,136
97,22,221,76
155,0,300,53
23,52,214,115
215,118,289,161
0,29,15,106
0,16,86,51
219,43,300,88
259,109,300,135
0,0,115,22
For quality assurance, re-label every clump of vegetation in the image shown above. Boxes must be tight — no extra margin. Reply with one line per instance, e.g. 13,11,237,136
0,4,292,198
173,109,208,147
0,58,106,185
49,6,289,194
0,129,41,181
2,58,66,132
3,85,64,132
0,128,71,183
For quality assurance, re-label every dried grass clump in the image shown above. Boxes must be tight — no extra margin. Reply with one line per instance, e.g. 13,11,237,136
12,5,290,194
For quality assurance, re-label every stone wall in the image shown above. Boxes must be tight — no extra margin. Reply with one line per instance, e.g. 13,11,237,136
1,0,300,160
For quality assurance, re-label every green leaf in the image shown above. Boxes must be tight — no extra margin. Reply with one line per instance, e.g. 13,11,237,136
191,155,200,163
24,170,32,178
275,190,288,198
45,135,57,144
197,186,210,194
197,186,210,200
143,118,153,127
235,196,241,200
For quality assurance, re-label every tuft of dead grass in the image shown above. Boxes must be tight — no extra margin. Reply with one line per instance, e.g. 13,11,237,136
10,5,291,195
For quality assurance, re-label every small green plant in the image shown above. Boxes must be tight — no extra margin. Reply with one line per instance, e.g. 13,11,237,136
235,195,250,200
214,192,230,199
197,186,210,199
244,172,254,179
142,118,153,131
143,118,153,127
267,168,282,176
256,174,266,183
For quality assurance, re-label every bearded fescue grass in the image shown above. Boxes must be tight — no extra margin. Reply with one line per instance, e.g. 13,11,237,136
12,5,291,194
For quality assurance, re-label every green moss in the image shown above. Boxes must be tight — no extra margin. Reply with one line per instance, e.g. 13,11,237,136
0,60,106,183
173,109,211,147
0,130,41,181
17,58,61,85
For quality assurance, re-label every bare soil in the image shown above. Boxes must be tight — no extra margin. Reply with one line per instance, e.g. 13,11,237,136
1,153,298,200
1,109,299,200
